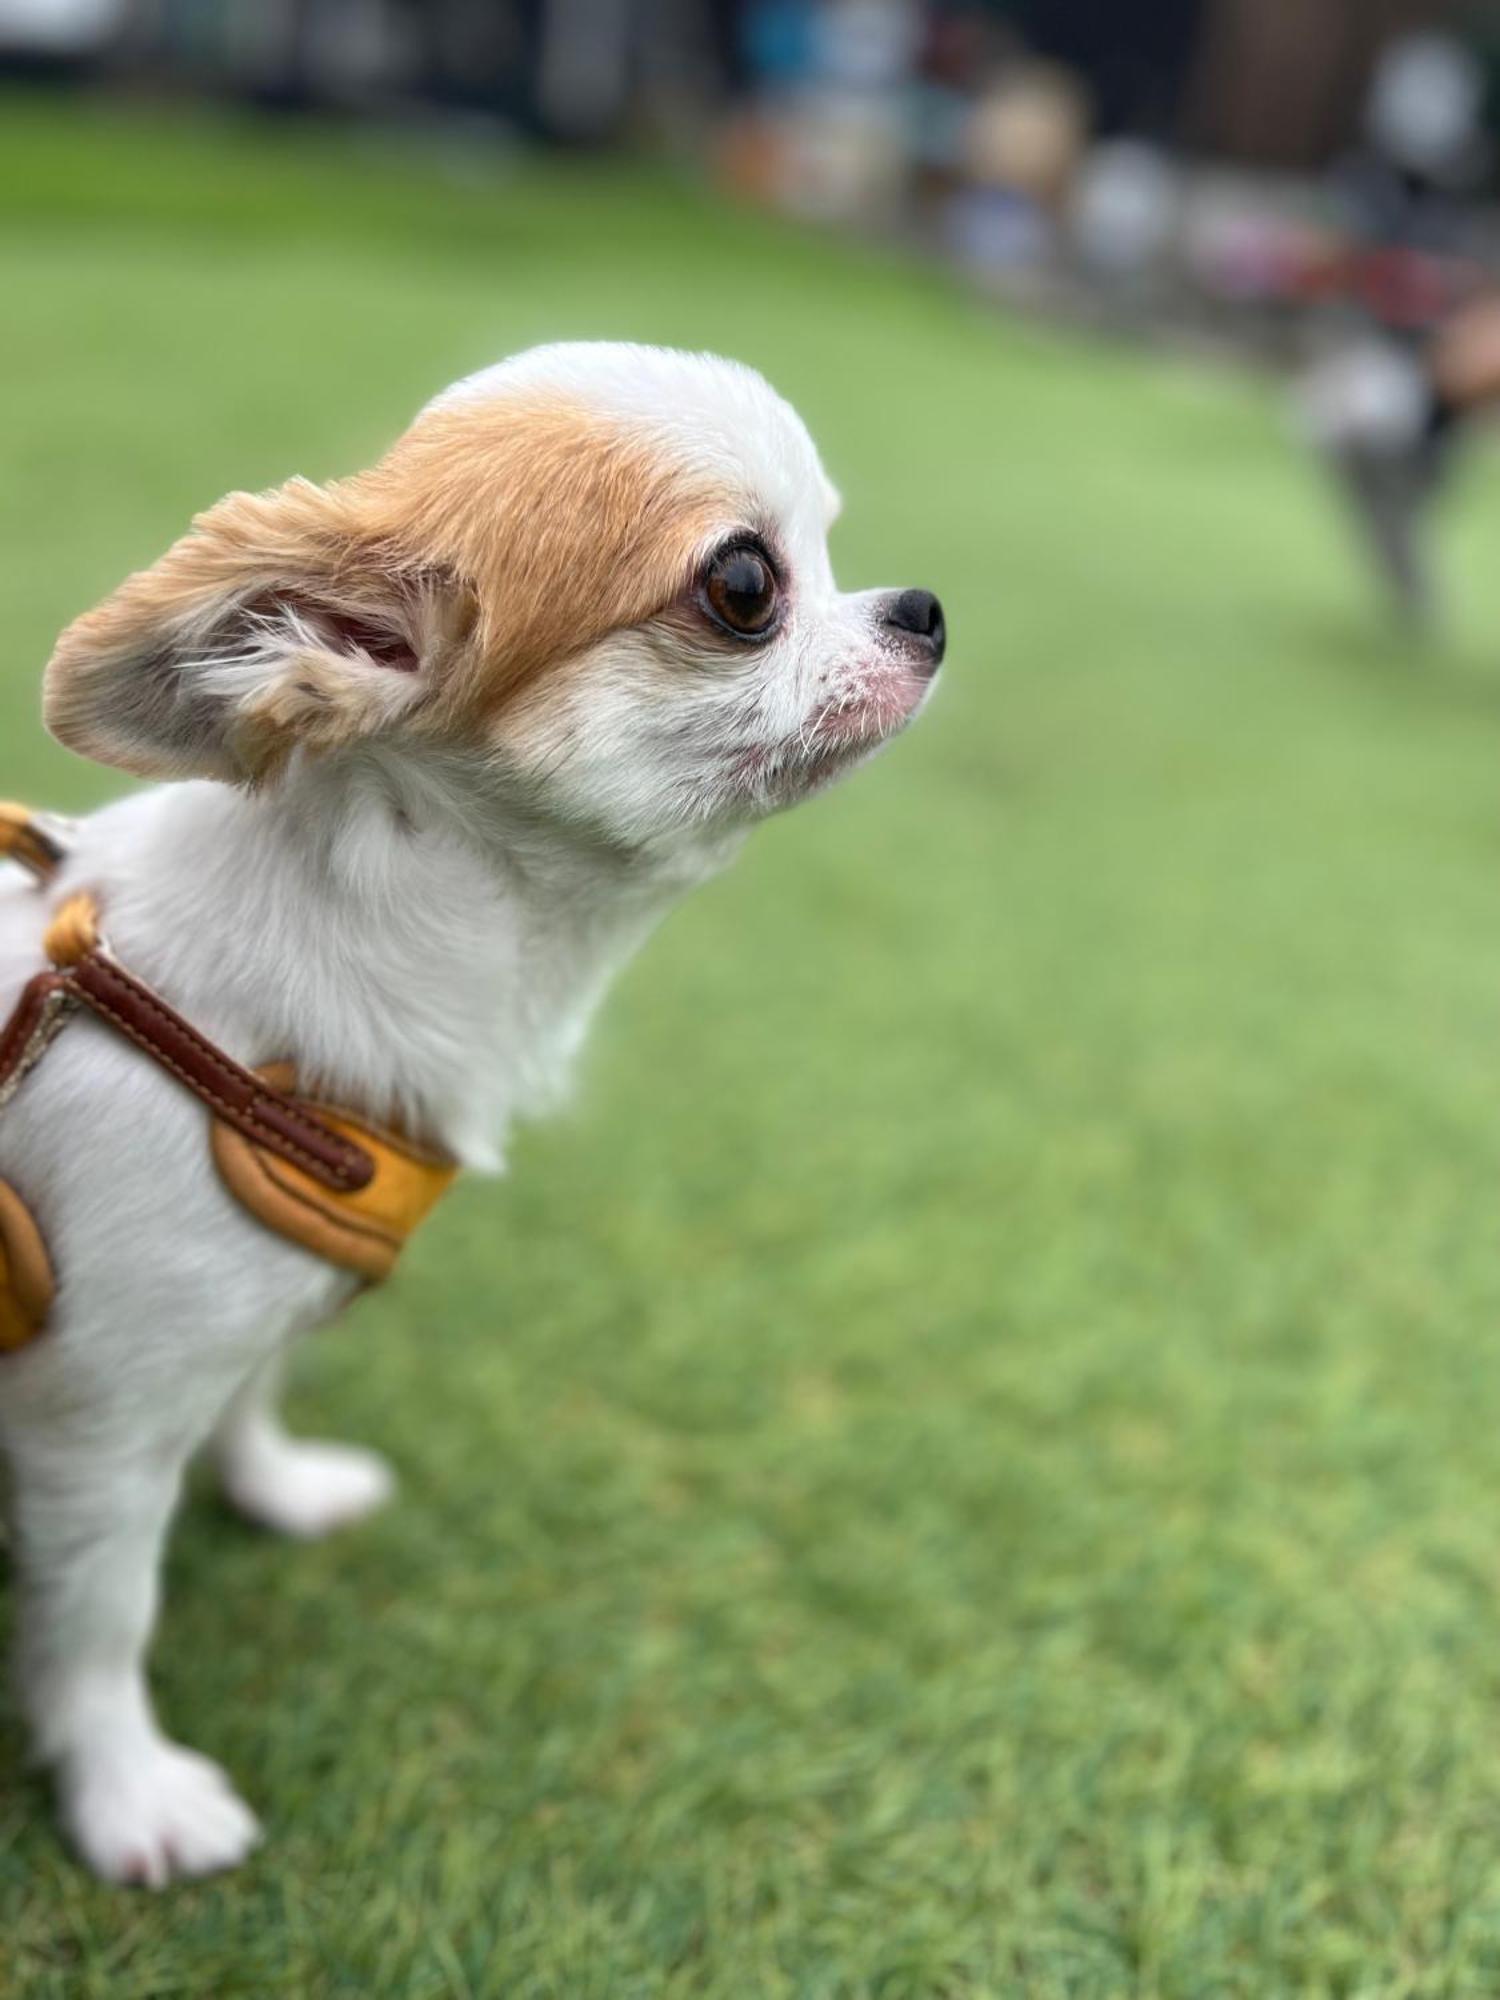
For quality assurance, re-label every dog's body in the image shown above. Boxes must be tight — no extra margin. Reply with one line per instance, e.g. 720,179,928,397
0,344,943,1884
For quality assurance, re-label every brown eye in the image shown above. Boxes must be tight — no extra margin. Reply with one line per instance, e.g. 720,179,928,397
702,544,779,638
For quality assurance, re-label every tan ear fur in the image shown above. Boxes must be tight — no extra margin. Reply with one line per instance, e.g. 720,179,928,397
43,479,454,783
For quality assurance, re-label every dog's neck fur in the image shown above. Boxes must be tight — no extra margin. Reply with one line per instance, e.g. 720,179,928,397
80,753,741,1169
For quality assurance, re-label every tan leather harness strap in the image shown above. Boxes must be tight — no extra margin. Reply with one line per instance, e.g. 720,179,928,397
0,1178,55,1353
0,801,70,886
30,895,376,1194
213,1063,456,1282
0,808,77,1115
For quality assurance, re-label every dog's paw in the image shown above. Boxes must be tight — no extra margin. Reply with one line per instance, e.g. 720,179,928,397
63,1741,261,1888
223,1437,396,1539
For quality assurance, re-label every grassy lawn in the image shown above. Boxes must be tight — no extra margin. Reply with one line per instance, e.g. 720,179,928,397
10,96,1500,2000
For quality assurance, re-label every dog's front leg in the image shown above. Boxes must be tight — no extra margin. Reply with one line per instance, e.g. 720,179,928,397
213,1347,395,1539
10,1424,261,1886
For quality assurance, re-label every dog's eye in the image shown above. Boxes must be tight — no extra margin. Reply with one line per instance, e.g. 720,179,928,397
702,545,779,638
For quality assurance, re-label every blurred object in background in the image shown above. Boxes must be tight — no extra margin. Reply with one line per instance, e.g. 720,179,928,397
536,0,737,146
1299,292,1500,630
1071,139,1180,289
0,0,122,56
963,57,1088,207
1296,28,1500,630
1334,32,1491,335
723,0,919,224
1365,30,1490,194
948,58,1089,284
1174,168,1343,360
1298,334,1443,626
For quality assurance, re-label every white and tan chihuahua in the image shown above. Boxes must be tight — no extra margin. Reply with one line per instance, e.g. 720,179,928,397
0,343,944,1885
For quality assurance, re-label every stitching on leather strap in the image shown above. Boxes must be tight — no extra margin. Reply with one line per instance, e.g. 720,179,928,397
0,849,380,1194
75,979,360,1185
0,973,57,1082
0,975,75,1115
65,956,374,1190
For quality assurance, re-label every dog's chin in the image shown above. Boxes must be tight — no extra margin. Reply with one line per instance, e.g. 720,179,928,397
774,731,886,803
747,672,935,809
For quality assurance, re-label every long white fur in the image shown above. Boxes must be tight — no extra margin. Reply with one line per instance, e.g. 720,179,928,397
0,344,939,1886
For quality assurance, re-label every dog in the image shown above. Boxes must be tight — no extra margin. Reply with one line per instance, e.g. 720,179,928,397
0,342,945,1885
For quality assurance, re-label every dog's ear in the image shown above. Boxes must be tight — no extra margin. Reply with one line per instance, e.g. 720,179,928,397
43,477,471,783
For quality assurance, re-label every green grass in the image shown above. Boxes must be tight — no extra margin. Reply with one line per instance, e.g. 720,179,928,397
8,95,1500,1999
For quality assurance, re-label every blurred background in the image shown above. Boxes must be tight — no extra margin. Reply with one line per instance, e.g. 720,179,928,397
11,0,1500,341
14,4,1500,1995
15,1,1500,617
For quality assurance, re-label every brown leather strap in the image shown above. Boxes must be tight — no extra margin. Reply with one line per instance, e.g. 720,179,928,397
56,944,376,1192
0,971,74,1110
0,891,375,1194
0,1177,56,1352
0,809,377,1195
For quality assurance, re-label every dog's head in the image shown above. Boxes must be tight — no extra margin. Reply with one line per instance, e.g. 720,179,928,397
45,343,944,845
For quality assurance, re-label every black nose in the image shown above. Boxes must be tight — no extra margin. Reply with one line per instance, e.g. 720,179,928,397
883,588,946,669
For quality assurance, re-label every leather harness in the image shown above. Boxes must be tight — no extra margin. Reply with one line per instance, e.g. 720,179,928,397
0,803,457,1352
